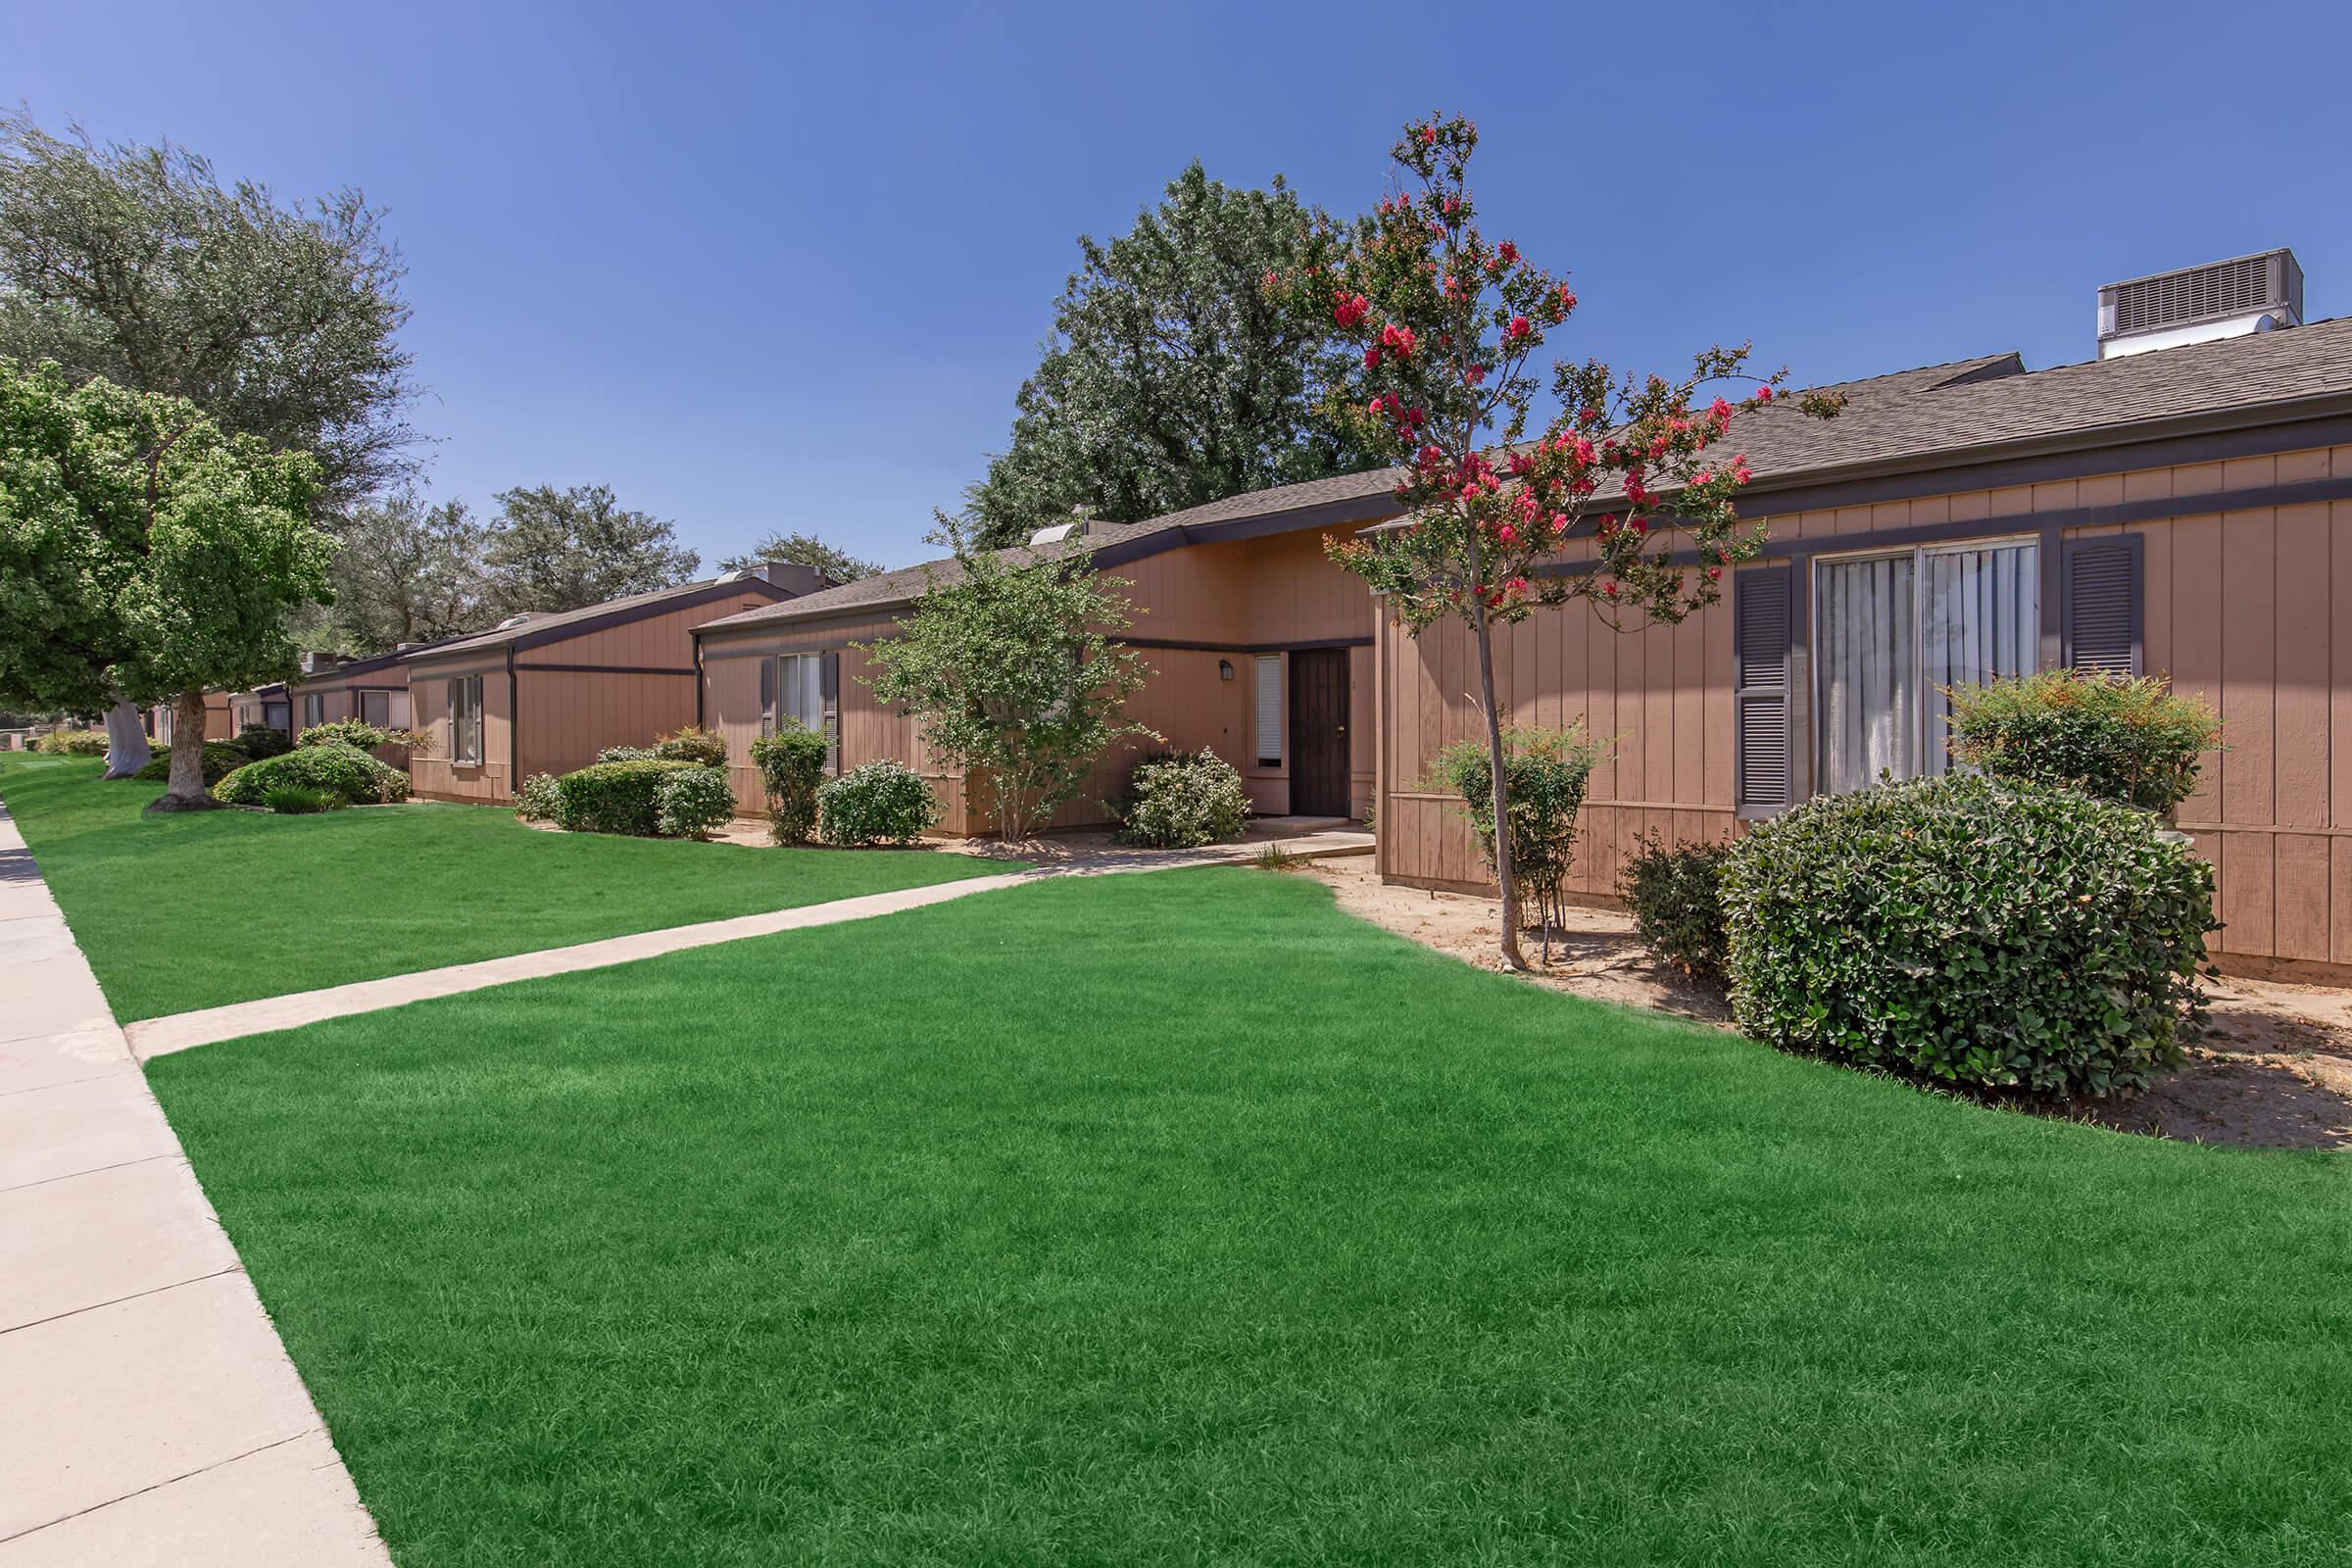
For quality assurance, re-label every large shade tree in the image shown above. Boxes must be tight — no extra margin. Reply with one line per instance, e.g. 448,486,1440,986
717,528,882,584
0,114,416,767
315,492,489,654
0,361,333,808
963,163,1383,550
481,484,700,615
1278,117,1840,969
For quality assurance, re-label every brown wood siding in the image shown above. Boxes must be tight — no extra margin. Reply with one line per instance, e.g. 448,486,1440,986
407,664,514,803
1376,441,2352,977
697,529,1379,833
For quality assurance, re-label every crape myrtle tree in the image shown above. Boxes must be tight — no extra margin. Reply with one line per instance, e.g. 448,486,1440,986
1276,116,1840,970
0,362,332,809
860,514,1155,842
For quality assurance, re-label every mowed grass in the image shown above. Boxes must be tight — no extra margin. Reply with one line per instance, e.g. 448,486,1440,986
147,868,2352,1567
0,756,1005,1020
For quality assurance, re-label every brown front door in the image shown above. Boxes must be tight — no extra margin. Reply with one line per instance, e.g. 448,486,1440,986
1287,649,1350,817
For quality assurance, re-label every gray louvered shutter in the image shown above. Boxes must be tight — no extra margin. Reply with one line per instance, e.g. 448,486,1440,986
819,651,841,773
758,655,776,737
2061,535,2143,678
1734,565,1794,813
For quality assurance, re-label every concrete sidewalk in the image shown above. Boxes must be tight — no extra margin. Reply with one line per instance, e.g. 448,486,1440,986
0,802,391,1566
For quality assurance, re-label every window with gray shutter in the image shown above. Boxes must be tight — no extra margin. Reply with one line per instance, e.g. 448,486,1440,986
1734,566,1793,814
759,655,776,737
2060,534,2143,678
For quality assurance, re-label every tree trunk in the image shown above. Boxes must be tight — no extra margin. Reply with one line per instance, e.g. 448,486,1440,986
1471,599,1527,972
145,690,224,813
100,698,152,778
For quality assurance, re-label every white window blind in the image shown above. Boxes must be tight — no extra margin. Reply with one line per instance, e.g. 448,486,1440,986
1254,656,1283,765
450,675,483,765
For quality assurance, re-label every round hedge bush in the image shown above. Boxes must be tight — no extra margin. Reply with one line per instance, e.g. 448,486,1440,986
654,726,729,767
1113,749,1249,849
655,764,738,839
750,725,828,845
234,723,294,760
131,743,250,786
552,758,697,835
215,741,411,807
1944,669,2222,814
33,729,108,756
1721,773,2215,1099
817,760,940,847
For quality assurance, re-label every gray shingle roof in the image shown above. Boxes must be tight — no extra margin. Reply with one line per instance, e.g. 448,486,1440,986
700,321,2352,633
413,576,777,660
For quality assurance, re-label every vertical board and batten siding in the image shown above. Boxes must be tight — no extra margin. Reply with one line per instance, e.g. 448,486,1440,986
1375,442,2352,978
407,662,514,803
698,527,1378,833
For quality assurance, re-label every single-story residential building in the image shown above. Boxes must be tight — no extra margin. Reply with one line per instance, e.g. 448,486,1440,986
226,682,292,740
697,251,2352,980
406,564,827,803
147,689,232,748
285,646,439,734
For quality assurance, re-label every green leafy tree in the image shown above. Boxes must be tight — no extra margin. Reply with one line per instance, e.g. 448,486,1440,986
0,114,416,512
717,529,882,583
482,484,699,615
860,515,1155,840
0,361,333,808
964,163,1382,550
1278,116,1839,969
315,493,487,653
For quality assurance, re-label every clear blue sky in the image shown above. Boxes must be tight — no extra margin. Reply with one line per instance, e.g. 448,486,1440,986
17,1,2352,569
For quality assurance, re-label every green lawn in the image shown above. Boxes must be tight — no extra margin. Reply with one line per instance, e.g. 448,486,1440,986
0,756,1007,1020
146,867,2351,1566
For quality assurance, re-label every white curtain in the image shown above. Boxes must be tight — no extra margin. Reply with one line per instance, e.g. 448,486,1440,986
1816,555,1916,794
1922,543,2038,773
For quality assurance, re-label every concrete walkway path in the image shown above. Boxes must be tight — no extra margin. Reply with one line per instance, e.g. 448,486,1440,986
0,804,392,1566
127,829,1371,1062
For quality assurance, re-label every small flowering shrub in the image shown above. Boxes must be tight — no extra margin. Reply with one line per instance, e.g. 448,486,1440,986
234,723,293,760
654,726,729,767
132,743,249,785
1431,723,1604,943
655,764,738,840
1618,832,1733,986
551,759,696,836
594,743,660,763
216,742,410,807
1944,669,2222,814
817,760,941,847
298,719,430,753
34,729,108,756
1112,749,1249,849
515,771,564,822
1723,774,2216,1099
750,724,829,845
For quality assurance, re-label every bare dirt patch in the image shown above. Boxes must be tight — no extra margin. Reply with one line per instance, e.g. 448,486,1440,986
1299,857,2352,1151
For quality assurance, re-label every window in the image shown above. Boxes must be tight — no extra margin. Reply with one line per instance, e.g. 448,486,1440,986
303,693,323,729
449,675,483,765
1815,538,2036,793
761,652,840,771
1253,655,1283,767
155,706,173,746
387,691,412,729
360,690,392,728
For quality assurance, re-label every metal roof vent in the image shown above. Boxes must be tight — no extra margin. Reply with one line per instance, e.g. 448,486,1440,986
493,612,532,630
1027,519,1088,548
2097,249,2302,359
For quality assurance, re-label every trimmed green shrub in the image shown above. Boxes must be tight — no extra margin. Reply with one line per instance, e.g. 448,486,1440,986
1722,774,2216,1099
594,743,660,763
235,723,294,760
298,719,429,753
750,724,829,845
656,764,738,840
263,784,339,814
551,759,696,836
817,760,941,847
34,729,107,756
1944,669,2222,814
655,726,729,766
216,742,411,807
1111,749,1249,849
131,743,249,785
1432,723,1606,941
1619,832,1733,985
515,772,564,822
